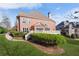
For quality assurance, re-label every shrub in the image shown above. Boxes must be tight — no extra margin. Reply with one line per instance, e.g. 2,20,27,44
71,34,76,38
0,27,8,34
11,31,27,37
30,33,67,46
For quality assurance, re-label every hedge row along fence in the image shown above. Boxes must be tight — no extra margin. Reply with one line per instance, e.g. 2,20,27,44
30,33,67,46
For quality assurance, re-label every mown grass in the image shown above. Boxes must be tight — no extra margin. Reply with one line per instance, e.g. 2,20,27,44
0,35,47,56
60,39,79,56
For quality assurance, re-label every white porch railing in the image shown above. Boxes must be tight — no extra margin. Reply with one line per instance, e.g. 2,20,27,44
33,31,60,34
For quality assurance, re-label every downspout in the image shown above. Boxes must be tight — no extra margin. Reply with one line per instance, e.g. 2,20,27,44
17,16,20,32
19,17,20,32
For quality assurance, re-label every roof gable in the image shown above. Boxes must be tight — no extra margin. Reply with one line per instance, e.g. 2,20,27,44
18,10,55,23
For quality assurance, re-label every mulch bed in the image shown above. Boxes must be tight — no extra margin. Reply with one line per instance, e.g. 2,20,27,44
14,37,24,40
26,41,64,55
12,37,64,55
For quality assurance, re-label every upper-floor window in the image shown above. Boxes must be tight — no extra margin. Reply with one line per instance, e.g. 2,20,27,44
22,17,30,24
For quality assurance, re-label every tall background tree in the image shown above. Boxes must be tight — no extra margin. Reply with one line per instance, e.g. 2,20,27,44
0,15,11,29
65,10,79,20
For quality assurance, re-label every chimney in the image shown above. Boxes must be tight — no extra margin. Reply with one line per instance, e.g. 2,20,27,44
48,12,52,19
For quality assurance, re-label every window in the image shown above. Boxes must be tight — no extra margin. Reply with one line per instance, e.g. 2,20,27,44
22,18,27,23
23,28,25,32
22,18,30,24
36,28,43,31
45,28,50,31
23,20,26,23
23,28,28,32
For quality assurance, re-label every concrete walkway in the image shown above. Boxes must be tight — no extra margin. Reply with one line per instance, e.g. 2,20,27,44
5,32,28,42
73,39,79,40
25,31,33,40
5,32,13,40
5,31,33,41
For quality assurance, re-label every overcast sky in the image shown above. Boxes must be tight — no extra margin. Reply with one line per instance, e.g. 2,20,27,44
0,3,79,27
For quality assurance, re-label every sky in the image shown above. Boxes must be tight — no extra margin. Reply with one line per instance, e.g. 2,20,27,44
0,3,79,27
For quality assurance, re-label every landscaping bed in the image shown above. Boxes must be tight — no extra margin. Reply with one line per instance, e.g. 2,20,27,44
11,31,26,37
27,41,64,55
27,33,68,54
30,33,67,47
1,34,79,55
9,31,27,40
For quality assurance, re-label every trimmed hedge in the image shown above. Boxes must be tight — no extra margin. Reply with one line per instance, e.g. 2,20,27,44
30,33,67,46
11,31,27,37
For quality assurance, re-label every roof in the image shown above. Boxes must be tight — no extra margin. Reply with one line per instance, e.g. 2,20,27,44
18,10,55,23
56,21,79,30
69,22,79,28
56,21,64,30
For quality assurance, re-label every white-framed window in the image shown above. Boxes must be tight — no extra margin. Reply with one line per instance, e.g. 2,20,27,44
22,17,30,24
44,23,50,31
23,28,29,32
45,28,50,31
36,28,43,31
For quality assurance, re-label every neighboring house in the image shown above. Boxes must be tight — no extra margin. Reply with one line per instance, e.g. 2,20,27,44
56,21,69,30
56,21,64,30
57,20,79,38
16,11,56,33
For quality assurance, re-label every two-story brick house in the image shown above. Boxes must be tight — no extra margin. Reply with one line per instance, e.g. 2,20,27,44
16,11,56,32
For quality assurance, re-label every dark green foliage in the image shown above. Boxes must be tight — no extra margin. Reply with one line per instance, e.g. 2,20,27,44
11,31,27,37
31,33,67,46
71,34,76,38
0,27,8,34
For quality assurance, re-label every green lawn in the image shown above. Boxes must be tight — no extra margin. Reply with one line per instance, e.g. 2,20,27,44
60,39,79,56
0,34,79,56
0,35,47,56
